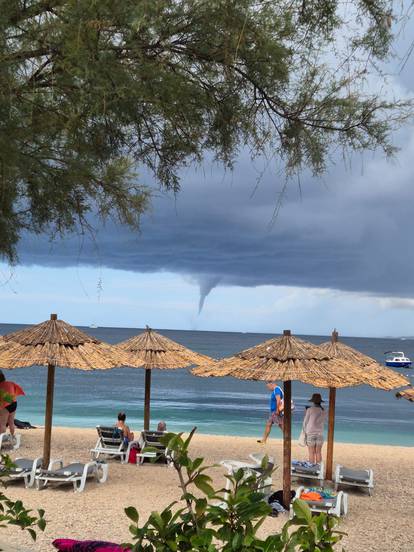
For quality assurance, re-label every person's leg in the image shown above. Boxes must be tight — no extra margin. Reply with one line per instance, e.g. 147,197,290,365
258,419,273,443
0,409,8,434
307,445,315,463
7,411,16,436
315,443,323,463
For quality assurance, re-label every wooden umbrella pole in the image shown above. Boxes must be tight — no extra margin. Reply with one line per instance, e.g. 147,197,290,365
144,369,151,431
42,363,55,469
325,387,336,480
283,379,292,509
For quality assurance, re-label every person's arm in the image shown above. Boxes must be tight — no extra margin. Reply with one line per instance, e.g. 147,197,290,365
276,393,282,414
303,408,310,432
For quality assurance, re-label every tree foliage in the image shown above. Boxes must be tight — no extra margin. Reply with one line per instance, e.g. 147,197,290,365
0,0,411,260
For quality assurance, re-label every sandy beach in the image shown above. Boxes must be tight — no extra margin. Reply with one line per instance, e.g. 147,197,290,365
2,427,413,552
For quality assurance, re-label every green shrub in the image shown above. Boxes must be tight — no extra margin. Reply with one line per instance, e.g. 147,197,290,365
124,429,345,551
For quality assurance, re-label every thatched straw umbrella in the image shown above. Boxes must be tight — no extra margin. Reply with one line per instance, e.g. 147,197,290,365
0,314,142,467
396,387,414,402
117,326,215,430
192,329,367,507
319,330,409,479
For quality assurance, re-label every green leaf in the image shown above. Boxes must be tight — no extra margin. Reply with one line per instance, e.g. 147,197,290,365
194,474,215,497
292,499,312,523
124,507,139,524
37,517,46,531
27,528,37,541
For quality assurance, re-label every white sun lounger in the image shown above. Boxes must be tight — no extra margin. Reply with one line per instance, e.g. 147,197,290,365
35,460,108,492
221,453,275,500
90,425,132,463
0,457,44,488
0,433,21,452
136,430,171,465
291,460,325,483
290,486,348,518
335,464,374,495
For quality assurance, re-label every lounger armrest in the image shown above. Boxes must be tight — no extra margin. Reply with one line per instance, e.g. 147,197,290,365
337,491,348,515
334,464,342,483
319,461,325,478
294,486,304,500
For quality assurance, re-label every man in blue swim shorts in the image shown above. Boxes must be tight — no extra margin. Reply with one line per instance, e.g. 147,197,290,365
257,381,284,444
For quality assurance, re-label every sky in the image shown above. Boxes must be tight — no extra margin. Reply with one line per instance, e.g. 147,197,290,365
2,13,414,337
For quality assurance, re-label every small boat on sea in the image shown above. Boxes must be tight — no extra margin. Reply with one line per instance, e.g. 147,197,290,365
89,323,98,329
384,351,412,368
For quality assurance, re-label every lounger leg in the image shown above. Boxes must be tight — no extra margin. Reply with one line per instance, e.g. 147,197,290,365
96,463,108,483
77,473,87,492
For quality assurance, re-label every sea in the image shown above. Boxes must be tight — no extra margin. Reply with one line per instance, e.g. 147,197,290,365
1,323,413,446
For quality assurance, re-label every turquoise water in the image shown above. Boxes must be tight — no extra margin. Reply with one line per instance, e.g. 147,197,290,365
1,324,413,446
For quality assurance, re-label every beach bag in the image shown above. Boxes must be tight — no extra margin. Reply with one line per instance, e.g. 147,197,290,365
298,428,307,447
128,444,140,464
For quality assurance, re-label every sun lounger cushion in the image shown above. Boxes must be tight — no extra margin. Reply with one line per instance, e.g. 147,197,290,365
339,467,370,483
53,539,130,552
13,458,34,471
41,463,87,478
292,464,320,475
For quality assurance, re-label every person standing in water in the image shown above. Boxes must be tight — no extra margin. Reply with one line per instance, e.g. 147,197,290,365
257,381,284,444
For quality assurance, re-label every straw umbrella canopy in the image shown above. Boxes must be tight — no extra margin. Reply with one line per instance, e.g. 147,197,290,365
0,314,142,467
117,326,215,430
192,329,370,507
396,387,414,402
319,330,409,479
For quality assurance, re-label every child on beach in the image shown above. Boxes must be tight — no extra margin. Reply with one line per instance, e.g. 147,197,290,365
116,412,134,443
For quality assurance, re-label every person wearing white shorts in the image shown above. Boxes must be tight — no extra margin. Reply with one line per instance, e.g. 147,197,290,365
303,393,326,463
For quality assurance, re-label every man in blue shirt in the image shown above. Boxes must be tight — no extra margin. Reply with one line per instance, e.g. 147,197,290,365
257,381,284,444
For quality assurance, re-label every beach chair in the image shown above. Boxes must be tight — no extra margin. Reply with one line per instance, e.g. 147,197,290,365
291,460,325,483
90,425,132,463
35,460,108,492
0,457,44,488
136,430,171,465
334,464,374,495
0,432,21,452
221,453,275,501
290,486,348,518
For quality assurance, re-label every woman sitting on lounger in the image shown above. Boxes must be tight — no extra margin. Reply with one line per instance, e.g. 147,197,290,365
116,412,134,442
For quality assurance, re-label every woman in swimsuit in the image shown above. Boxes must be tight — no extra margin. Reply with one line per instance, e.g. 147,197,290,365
0,370,25,436
116,412,134,442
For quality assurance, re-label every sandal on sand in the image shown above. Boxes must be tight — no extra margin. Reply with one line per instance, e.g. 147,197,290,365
257,440,266,444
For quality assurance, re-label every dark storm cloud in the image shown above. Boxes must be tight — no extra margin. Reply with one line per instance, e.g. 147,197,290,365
16,123,414,301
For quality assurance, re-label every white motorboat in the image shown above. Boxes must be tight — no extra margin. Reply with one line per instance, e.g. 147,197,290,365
384,351,412,368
